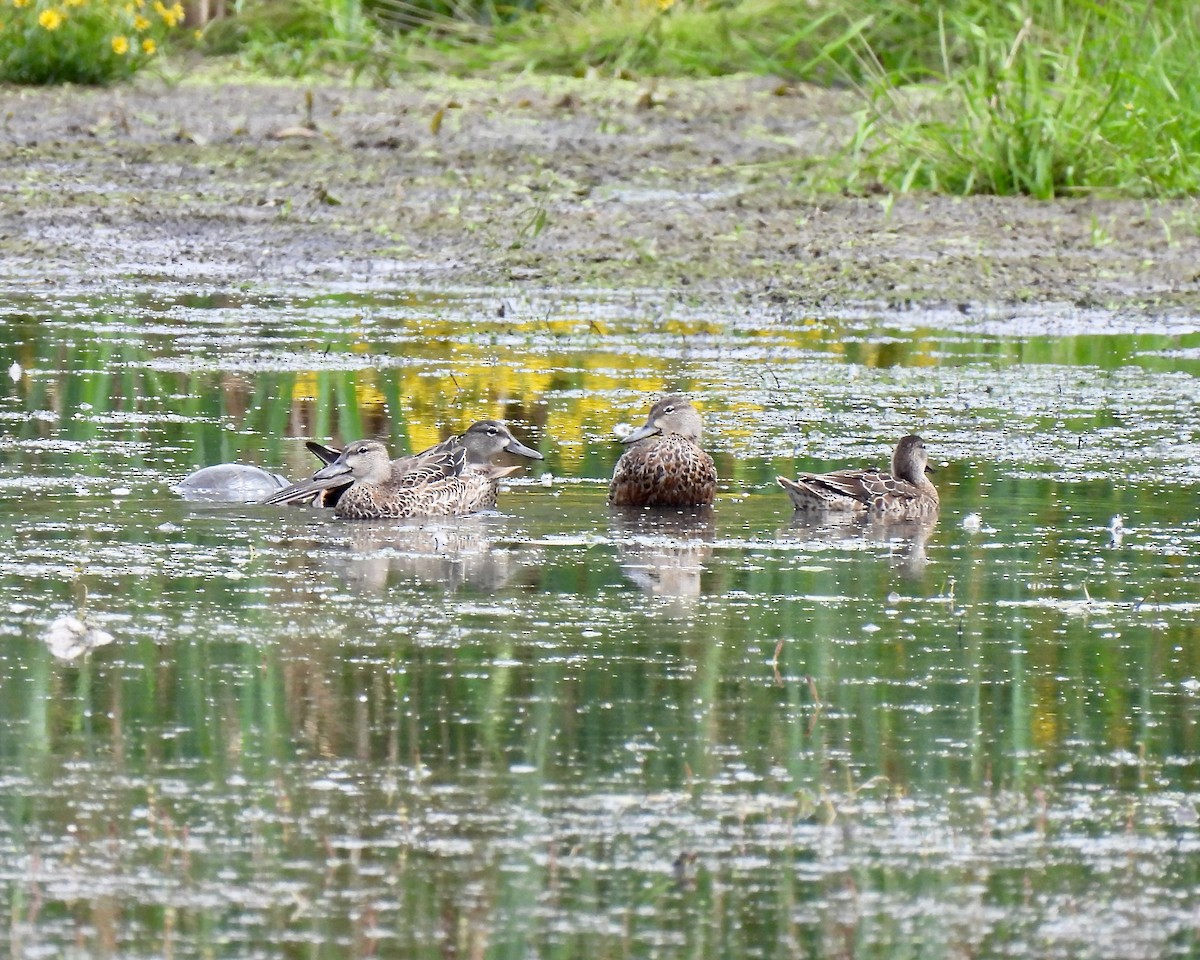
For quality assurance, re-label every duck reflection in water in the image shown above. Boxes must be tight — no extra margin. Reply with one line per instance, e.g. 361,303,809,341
780,511,938,578
609,507,715,602
326,516,535,595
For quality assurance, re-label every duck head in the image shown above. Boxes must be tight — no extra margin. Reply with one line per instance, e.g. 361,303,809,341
313,440,394,485
621,395,704,445
892,435,933,484
460,420,543,463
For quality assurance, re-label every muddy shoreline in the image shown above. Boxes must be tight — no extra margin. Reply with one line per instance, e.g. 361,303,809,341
4,70,1200,317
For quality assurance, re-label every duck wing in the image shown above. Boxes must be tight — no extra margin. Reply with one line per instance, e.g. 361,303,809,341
389,438,467,487
816,468,928,509
261,473,351,507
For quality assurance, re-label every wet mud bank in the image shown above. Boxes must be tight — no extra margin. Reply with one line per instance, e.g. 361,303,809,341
4,71,1200,316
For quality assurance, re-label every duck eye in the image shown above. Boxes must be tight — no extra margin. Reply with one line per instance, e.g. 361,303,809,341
487,427,499,436
664,405,675,413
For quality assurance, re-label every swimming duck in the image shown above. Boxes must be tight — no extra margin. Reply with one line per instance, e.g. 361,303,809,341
174,463,291,503
608,395,717,507
777,434,939,517
264,420,543,518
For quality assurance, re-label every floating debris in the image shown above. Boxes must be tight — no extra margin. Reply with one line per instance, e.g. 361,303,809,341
1173,802,1199,827
42,616,114,661
7,361,21,382
1108,515,1125,547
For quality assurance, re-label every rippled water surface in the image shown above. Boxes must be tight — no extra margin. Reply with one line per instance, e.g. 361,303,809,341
2,289,1200,958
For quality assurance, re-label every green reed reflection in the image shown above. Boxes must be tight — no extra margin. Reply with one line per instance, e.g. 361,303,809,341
3,296,1200,959
8,306,1200,489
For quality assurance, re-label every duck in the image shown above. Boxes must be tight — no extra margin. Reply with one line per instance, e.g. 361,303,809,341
608,395,717,507
263,420,543,519
174,463,291,503
777,434,939,517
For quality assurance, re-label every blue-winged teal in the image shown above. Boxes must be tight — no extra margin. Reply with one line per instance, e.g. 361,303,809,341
174,463,290,503
264,420,543,519
608,396,717,507
777,434,939,517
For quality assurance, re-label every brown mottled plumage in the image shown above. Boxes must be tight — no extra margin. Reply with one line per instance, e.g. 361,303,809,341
263,421,542,518
608,396,717,508
777,435,939,518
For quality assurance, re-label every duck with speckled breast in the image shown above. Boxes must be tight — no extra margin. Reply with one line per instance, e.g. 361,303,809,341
608,395,717,508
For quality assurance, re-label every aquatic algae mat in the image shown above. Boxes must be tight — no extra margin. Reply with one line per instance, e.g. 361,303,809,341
3,72,1200,312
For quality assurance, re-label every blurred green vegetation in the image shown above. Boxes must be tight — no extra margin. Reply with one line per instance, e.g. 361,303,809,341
5,0,1197,196
0,0,183,84
191,0,1200,198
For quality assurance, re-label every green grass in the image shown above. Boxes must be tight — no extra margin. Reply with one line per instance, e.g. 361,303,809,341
385,0,871,79
843,2,1200,198
0,0,183,85
186,0,1200,198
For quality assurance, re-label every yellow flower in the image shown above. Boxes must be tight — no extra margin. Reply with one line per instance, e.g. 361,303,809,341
141,37,155,54
151,0,183,27
133,13,149,29
65,0,85,6
111,35,129,54
12,0,29,8
38,8,64,29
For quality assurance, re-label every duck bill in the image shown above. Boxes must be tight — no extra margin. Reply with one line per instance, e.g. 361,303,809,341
313,461,352,481
504,437,544,460
924,465,937,475
621,424,661,445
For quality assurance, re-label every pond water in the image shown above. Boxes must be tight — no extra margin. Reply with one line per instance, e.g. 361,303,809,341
2,289,1200,959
